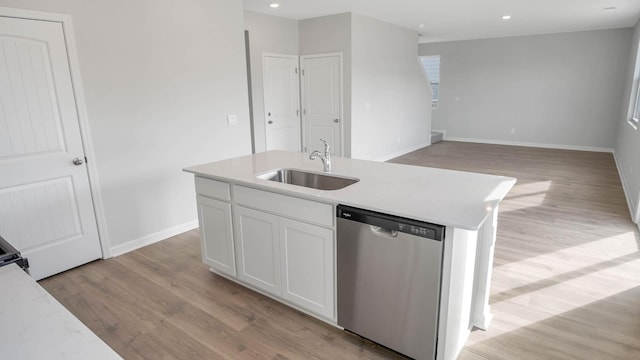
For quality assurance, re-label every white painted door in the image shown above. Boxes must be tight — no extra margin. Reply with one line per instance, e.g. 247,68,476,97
301,55,342,155
263,55,301,152
234,206,281,295
0,16,102,280
197,195,235,277
279,218,334,319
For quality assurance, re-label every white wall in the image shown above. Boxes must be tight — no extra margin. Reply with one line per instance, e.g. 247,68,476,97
350,13,432,161
0,0,252,250
615,20,640,221
420,29,632,151
299,13,353,157
244,11,298,153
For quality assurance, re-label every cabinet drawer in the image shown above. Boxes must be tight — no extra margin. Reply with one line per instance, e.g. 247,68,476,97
195,177,230,201
234,186,333,228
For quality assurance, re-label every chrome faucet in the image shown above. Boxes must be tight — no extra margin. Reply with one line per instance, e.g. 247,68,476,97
309,139,332,172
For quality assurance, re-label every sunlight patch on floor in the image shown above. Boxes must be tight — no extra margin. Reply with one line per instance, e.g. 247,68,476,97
499,181,552,212
467,232,640,345
494,231,639,272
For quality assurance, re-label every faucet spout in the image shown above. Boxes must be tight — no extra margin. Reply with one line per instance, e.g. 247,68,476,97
309,139,332,172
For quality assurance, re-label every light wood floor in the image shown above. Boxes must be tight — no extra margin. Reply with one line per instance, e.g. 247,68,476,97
390,141,640,360
40,141,640,359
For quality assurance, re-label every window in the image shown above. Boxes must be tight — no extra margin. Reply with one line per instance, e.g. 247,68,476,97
420,55,440,109
628,44,640,129
633,80,640,125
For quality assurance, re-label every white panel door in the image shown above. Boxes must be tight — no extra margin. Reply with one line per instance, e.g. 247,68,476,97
263,55,301,152
234,206,281,296
301,55,342,155
279,218,334,319
0,16,102,280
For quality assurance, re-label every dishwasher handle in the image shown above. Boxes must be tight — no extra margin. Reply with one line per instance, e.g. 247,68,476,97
370,225,398,238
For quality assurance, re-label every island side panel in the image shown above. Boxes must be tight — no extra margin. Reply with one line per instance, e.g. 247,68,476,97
470,206,499,329
437,227,479,360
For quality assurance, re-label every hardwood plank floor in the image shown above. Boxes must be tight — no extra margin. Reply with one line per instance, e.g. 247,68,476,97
40,228,403,360
390,141,640,360
39,141,640,359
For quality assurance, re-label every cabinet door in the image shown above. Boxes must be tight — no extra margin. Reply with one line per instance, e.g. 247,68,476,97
234,206,281,295
197,195,235,276
279,218,335,319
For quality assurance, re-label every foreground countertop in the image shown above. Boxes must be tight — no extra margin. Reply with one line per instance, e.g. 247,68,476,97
184,150,516,230
0,264,122,360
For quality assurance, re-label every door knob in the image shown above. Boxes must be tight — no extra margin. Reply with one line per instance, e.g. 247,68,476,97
268,120,273,124
72,157,84,166
334,118,339,123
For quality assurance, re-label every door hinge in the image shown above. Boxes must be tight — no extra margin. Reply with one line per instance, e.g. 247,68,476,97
304,146,307,152
302,69,305,75
84,156,88,164
303,109,306,115
295,67,298,74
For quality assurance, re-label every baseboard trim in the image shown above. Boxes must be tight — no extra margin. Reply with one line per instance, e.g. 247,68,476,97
110,220,199,257
612,150,638,225
444,136,614,153
431,129,447,138
375,141,431,162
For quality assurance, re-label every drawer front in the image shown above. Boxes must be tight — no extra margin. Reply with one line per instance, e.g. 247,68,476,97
195,177,230,201
234,186,333,228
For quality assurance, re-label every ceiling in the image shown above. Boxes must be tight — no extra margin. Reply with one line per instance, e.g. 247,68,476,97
243,0,640,43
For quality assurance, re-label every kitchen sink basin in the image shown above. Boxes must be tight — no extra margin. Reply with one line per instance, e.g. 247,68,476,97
257,169,359,190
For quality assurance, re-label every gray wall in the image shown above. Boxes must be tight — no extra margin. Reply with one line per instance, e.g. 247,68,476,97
299,13,353,157
0,0,252,249
615,20,640,220
244,11,299,153
351,13,431,161
246,12,431,160
420,29,632,150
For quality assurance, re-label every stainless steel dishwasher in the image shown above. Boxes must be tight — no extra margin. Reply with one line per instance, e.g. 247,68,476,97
337,205,445,360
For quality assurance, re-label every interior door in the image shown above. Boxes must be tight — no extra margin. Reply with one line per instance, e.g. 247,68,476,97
263,55,301,152
0,16,102,280
301,54,342,155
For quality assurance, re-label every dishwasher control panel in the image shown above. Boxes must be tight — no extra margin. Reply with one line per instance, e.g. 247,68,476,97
337,205,444,240
398,223,435,238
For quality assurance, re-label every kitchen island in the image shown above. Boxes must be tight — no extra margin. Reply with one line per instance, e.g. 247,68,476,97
184,150,516,360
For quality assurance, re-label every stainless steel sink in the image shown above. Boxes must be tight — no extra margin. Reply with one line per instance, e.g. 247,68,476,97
257,169,359,190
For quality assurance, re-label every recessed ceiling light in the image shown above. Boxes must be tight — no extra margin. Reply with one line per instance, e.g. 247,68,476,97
502,15,512,20
269,2,280,8
602,6,616,12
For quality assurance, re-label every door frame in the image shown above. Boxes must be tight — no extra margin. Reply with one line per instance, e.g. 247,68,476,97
0,7,111,257
300,52,344,156
261,52,301,151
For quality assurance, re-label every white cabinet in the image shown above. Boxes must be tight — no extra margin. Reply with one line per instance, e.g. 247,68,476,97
194,179,336,321
234,206,281,295
232,183,336,320
234,205,335,319
279,218,334,318
197,195,235,277
195,177,235,277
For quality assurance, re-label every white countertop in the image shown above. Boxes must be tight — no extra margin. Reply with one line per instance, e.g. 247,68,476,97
0,264,122,360
184,150,516,230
